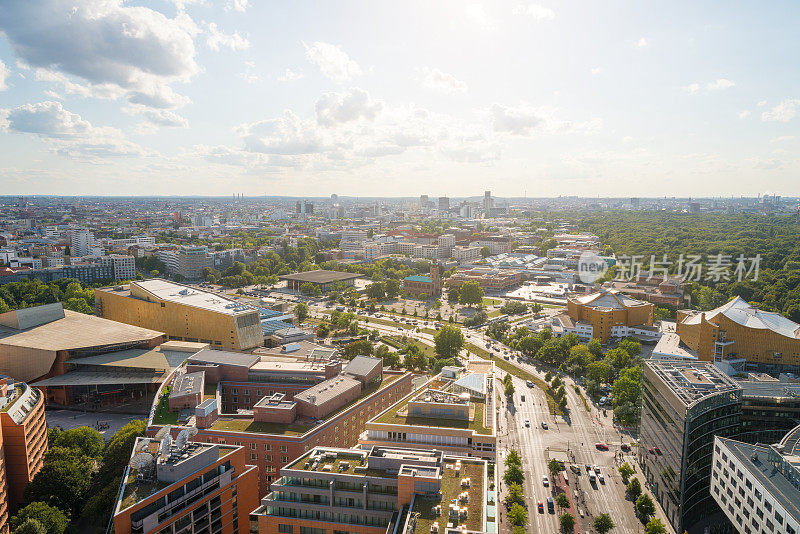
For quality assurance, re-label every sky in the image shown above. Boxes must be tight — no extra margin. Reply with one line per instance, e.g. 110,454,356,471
0,0,798,198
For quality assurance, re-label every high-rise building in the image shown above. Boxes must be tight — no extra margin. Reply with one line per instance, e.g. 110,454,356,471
419,195,428,209
711,431,800,534
176,245,210,281
0,376,48,516
295,201,314,215
112,433,259,534
70,228,94,257
483,190,492,212
438,196,450,213
639,360,742,534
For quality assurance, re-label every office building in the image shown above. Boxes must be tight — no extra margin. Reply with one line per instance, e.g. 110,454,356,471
101,254,137,281
446,267,523,292
360,361,497,459
553,289,656,343
438,197,450,213
451,246,481,264
639,360,742,534
251,446,492,534
177,245,211,281
469,235,511,255
0,375,48,513
483,191,492,212
96,279,263,351
112,433,259,534
677,297,800,371
148,350,414,496
711,430,800,534
70,228,95,257
419,195,428,210
295,201,314,215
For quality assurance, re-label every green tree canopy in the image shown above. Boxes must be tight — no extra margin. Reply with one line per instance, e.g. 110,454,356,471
433,325,464,360
560,513,576,533
458,281,484,306
593,513,615,534
11,502,69,534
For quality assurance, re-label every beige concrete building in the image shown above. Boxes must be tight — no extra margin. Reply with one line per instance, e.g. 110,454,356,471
96,279,263,351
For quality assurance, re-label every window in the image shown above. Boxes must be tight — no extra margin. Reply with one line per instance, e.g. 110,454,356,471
764,501,772,513
281,455,288,463
266,455,272,461
278,525,293,534
279,445,288,453
250,453,257,461
746,479,752,490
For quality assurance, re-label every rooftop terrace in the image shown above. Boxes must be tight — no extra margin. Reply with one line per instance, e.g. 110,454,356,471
374,389,490,435
411,458,485,534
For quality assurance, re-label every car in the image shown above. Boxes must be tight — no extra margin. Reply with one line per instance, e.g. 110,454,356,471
537,502,544,513
520,395,526,402
585,464,592,472
542,476,549,487
541,421,548,429
547,497,554,513
621,443,631,452
570,464,581,474
598,473,605,484
526,380,534,388
654,446,662,455
593,465,601,474
524,419,530,427
595,442,609,451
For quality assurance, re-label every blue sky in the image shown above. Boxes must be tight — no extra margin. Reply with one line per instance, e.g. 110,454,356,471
0,0,798,197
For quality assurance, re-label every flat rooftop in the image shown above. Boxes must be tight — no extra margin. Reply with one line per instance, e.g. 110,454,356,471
68,341,206,371
294,375,361,406
647,360,741,407
107,279,258,316
411,457,485,534
172,371,204,398
374,387,490,435
279,270,361,284
188,347,260,368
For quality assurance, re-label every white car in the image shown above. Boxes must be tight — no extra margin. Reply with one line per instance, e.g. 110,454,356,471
524,419,530,427
593,465,601,474
598,473,605,484
542,476,549,487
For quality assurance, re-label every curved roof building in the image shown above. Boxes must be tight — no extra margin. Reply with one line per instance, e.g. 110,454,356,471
677,297,800,368
562,288,654,342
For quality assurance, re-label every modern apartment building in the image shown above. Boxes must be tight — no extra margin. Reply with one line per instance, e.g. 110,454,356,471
250,446,492,534
360,363,497,460
677,297,800,371
148,351,414,496
112,434,259,534
177,245,211,280
0,376,48,513
95,279,263,351
101,254,137,280
446,267,523,292
639,360,742,534
70,228,95,257
711,431,800,534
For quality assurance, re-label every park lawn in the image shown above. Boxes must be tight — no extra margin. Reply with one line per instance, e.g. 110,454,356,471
482,297,502,306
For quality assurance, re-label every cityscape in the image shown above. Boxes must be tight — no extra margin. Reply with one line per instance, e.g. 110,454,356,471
1,3,800,534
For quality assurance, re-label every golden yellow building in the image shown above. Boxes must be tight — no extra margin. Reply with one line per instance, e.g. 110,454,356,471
677,296,800,367
562,289,654,343
95,279,263,351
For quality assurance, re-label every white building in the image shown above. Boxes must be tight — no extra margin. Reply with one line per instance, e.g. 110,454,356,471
711,434,800,534
70,228,96,257
155,249,179,274
452,245,481,264
101,254,136,281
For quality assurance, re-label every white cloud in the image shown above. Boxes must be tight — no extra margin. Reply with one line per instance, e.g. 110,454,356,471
761,99,800,122
205,22,249,52
684,83,700,95
315,88,383,126
304,42,362,82
277,68,304,82
512,3,555,21
464,4,497,30
738,110,751,119
239,111,325,155
0,60,9,90
757,100,767,107
33,68,127,100
636,37,649,48
421,68,468,94
705,78,735,91
226,0,249,12
591,67,602,75
128,84,191,109
769,135,796,143
1,100,143,157
0,1,199,89
489,103,543,134
125,104,188,128
239,61,258,84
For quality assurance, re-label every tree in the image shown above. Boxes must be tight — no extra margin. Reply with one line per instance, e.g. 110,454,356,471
505,483,525,508
618,462,634,483
635,494,655,521
504,381,515,399
366,281,386,300
458,281,484,306
505,450,522,468
480,246,491,258
645,518,667,534
24,459,92,513
299,282,321,296
447,286,460,303
588,338,603,358
434,325,464,359
503,464,525,486
548,458,562,480
594,513,615,534
385,279,401,299
294,302,309,323
507,503,527,526
11,502,69,534
530,302,543,315
627,477,642,501
587,361,611,384
13,519,46,534
555,493,570,510
52,426,104,458
560,513,576,533
500,301,528,315
343,339,373,359
96,420,146,484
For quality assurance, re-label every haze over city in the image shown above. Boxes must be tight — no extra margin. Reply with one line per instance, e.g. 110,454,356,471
1,1,799,197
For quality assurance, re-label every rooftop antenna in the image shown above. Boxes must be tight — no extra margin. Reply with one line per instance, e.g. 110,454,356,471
129,452,155,472
175,428,190,450
154,425,171,441
159,434,172,459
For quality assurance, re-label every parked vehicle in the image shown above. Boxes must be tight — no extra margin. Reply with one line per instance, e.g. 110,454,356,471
547,497,554,513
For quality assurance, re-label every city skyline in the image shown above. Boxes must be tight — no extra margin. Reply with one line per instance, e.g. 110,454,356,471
1,1,799,197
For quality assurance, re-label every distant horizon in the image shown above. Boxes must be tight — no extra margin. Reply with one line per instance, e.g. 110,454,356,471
1,194,797,201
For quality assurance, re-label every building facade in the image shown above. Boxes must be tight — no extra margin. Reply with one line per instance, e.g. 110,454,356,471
560,289,655,343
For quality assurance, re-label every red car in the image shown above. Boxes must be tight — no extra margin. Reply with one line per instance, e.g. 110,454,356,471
595,442,609,451
538,502,544,513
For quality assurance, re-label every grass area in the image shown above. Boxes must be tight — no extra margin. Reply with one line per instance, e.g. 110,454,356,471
482,297,502,306
412,461,485,534
375,397,490,435
120,477,168,510
465,342,491,359
210,418,313,435
152,387,179,425
574,386,590,412
0,386,23,412
487,310,502,318
385,335,437,360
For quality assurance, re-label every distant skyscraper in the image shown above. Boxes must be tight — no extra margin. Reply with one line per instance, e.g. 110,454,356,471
331,193,338,201
70,228,94,257
438,196,449,213
419,195,428,209
483,191,493,212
